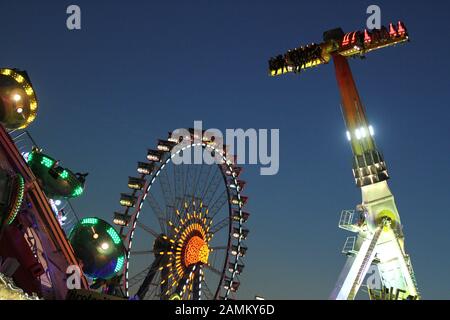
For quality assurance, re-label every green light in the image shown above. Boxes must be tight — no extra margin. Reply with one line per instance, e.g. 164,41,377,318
40,156,54,168
72,186,83,197
27,152,33,163
7,175,25,225
60,170,69,179
114,255,124,273
107,227,121,245
81,217,98,225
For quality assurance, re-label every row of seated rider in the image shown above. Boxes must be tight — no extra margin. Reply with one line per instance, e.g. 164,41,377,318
269,44,322,73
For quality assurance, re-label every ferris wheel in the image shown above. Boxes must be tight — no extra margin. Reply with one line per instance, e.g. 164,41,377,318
112,128,249,300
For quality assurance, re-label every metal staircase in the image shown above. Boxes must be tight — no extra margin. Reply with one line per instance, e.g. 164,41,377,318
347,226,383,300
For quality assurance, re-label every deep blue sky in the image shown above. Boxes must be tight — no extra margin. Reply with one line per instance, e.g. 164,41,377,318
2,0,450,299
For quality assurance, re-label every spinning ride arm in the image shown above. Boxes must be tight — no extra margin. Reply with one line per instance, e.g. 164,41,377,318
0,124,89,298
268,21,408,77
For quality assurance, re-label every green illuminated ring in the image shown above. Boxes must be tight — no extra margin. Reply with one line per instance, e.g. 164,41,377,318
6,174,25,225
0,68,38,129
74,217,125,275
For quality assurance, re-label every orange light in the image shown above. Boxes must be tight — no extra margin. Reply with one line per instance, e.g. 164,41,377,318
183,236,209,267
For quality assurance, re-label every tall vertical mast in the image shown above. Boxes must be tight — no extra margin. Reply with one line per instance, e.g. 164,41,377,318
332,54,388,187
333,54,375,155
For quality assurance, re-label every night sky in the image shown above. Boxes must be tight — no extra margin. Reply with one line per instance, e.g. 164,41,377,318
2,0,450,299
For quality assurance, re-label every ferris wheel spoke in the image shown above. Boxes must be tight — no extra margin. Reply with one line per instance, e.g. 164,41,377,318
198,163,213,198
144,275,162,300
136,255,166,299
129,266,151,287
210,252,223,268
210,246,228,251
183,166,197,202
130,249,155,256
136,221,160,238
199,164,218,202
172,157,182,218
209,216,230,234
160,168,175,208
202,165,216,201
180,167,187,208
173,167,187,216
146,193,168,233
208,190,229,220
201,277,215,300
182,160,191,202
131,278,160,290
171,163,186,223
191,163,206,201
204,264,223,276
185,163,199,202
202,169,223,207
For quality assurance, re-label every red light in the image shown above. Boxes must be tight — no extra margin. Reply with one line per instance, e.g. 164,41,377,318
389,23,397,37
364,29,372,43
397,21,407,36
342,32,358,47
351,32,357,44
342,33,350,46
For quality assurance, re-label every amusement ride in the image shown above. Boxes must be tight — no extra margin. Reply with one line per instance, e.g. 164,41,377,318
269,21,419,300
0,66,249,300
0,18,420,301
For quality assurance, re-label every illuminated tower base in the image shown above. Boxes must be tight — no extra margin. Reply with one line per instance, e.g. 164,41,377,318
331,180,419,300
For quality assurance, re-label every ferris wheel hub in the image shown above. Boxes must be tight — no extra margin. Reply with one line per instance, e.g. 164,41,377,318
183,235,209,267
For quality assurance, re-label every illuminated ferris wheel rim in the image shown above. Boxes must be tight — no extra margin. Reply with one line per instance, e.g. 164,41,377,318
116,136,248,300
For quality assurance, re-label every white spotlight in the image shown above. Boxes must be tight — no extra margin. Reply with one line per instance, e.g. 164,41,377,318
12,94,21,102
360,127,367,138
